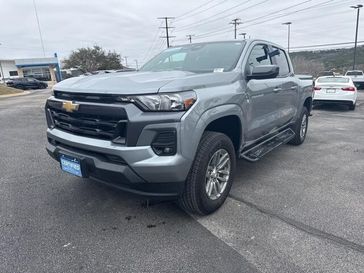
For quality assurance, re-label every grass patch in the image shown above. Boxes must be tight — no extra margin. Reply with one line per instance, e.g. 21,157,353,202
0,84,23,96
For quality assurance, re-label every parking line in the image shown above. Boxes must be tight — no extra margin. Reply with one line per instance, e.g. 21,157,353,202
228,194,364,254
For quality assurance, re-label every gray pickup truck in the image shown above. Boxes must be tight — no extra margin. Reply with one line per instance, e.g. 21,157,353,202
45,40,313,215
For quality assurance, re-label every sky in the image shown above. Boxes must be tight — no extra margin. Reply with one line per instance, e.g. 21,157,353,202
0,0,363,68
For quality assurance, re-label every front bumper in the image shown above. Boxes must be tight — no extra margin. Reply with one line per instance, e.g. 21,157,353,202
46,128,190,197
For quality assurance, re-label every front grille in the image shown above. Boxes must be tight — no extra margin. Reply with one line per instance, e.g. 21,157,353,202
54,90,120,104
47,100,127,143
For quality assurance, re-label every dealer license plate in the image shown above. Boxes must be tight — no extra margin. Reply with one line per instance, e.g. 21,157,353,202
60,154,82,177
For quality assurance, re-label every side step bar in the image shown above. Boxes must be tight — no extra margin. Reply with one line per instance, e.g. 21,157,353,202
240,128,295,162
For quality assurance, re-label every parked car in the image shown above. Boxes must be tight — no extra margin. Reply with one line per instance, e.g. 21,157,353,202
345,70,364,90
45,40,313,215
7,77,48,90
313,76,357,110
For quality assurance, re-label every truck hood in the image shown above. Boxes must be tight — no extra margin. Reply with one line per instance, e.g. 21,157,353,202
54,71,241,95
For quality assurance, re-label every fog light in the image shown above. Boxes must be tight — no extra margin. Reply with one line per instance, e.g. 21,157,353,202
151,130,177,156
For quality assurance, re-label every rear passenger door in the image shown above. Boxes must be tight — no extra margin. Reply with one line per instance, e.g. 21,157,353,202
245,44,283,140
270,46,299,126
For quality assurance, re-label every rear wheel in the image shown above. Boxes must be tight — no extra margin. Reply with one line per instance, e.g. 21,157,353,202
288,106,309,146
349,102,356,110
178,131,236,215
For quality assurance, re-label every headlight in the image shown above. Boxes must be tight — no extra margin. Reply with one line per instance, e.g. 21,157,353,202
128,91,197,112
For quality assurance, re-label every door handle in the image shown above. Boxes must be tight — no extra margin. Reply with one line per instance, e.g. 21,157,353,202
273,87,282,93
291,86,298,90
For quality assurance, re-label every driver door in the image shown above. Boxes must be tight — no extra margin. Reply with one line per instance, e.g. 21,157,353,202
245,44,282,141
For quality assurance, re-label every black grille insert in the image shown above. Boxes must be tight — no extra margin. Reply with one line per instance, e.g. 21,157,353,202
47,101,127,142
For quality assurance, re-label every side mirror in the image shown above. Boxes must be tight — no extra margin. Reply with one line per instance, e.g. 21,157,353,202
246,65,279,80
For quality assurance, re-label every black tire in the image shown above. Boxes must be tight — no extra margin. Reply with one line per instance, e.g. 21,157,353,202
288,106,309,146
178,131,236,215
349,102,356,111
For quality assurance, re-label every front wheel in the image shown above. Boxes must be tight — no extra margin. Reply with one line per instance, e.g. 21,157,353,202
178,131,236,215
288,106,309,146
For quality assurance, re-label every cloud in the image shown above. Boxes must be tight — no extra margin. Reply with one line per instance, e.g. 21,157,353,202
0,0,362,67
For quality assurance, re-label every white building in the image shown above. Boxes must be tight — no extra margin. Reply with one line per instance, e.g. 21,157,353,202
0,57,61,83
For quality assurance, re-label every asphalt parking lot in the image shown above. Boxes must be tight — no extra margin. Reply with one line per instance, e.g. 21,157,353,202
1,89,363,273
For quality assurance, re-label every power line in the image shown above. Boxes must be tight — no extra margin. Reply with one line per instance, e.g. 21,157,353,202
141,21,163,63
176,0,255,32
242,0,313,25
194,0,339,40
158,17,175,48
176,0,217,19
175,0,227,22
242,0,337,29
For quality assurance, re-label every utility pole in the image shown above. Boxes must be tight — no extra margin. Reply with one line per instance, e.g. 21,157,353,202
32,0,46,57
230,18,241,39
0,43,4,83
158,17,175,48
282,22,292,53
351,4,363,69
134,59,139,70
186,34,194,43
124,56,128,67
239,32,247,40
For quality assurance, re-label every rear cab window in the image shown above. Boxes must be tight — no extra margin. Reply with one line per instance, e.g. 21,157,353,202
271,46,291,77
346,71,363,76
317,77,350,83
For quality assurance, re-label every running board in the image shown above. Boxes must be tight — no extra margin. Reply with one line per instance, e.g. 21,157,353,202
240,128,295,162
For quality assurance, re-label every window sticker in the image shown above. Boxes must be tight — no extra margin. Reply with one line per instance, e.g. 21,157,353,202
213,68,224,73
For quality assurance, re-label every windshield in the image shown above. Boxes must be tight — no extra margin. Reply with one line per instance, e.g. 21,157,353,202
317,77,350,83
140,42,245,73
346,71,363,76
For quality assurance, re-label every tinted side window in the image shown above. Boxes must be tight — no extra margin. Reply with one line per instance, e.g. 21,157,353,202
272,47,290,76
247,45,272,69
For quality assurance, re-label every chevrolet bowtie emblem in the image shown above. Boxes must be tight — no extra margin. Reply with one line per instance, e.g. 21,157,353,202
62,101,79,113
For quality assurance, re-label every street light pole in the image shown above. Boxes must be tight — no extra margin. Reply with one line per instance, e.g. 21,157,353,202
0,43,4,83
239,32,247,40
282,22,292,53
134,59,139,70
351,5,363,69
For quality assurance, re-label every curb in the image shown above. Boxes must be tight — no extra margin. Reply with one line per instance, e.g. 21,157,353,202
0,91,31,99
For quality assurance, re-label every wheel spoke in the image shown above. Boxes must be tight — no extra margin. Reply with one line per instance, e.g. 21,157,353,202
206,179,213,196
212,181,219,196
215,180,222,193
212,151,220,167
217,175,228,182
217,169,229,175
217,152,228,167
217,157,229,170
